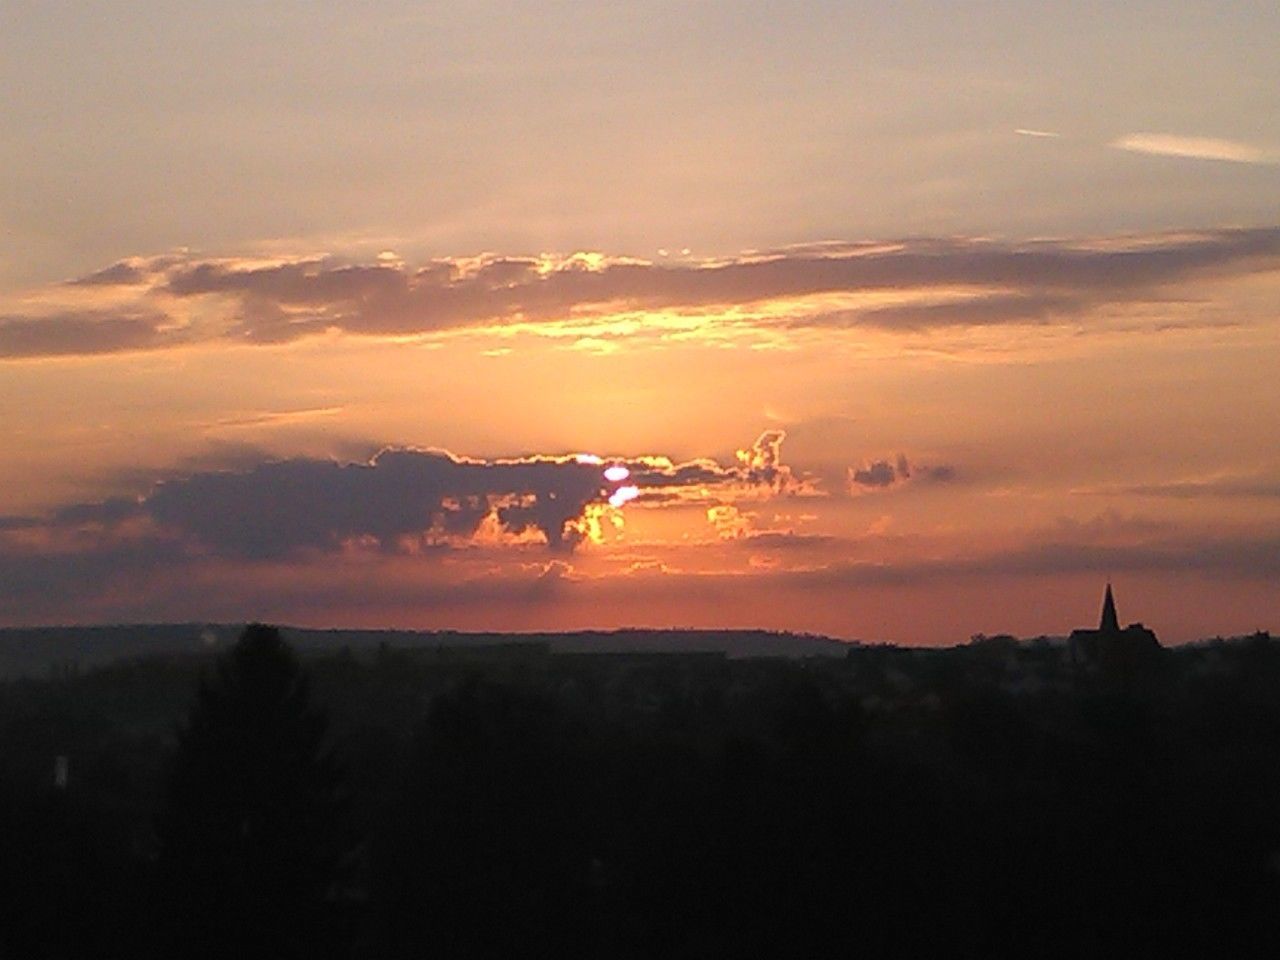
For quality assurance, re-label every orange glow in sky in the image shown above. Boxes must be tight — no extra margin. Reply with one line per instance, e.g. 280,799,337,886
1,3,1277,642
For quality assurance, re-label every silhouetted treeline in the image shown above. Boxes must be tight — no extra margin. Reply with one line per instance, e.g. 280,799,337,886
156,624,352,960
3,630,1280,958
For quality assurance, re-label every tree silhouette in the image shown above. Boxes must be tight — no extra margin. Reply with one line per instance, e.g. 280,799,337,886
372,677,598,959
156,624,350,960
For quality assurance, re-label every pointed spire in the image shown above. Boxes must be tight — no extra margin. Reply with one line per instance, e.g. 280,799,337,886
1100,582,1119,632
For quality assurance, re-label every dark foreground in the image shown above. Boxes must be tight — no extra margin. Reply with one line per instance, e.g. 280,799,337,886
3,627,1280,958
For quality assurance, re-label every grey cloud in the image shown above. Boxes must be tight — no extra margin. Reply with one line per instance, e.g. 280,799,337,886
67,255,184,287
849,454,956,491
19,433,799,561
36,450,595,558
920,464,957,483
68,261,147,287
0,542,570,625
4,510,1277,627
0,434,805,619
836,292,1085,331
8,227,1276,358
139,449,608,557
54,497,144,526
432,529,1280,612
852,460,897,488
0,539,190,617
0,311,173,359
168,260,409,305
573,533,1280,613
1097,475,1280,500
773,534,1280,588
202,228,1280,341
733,531,837,550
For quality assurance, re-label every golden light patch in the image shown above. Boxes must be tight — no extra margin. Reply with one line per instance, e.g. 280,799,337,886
707,504,752,539
566,502,627,545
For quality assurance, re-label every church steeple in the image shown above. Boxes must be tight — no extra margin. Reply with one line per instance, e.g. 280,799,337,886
1070,582,1161,669
1099,582,1120,633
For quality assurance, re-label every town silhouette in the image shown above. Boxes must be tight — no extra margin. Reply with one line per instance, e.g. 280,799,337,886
3,593,1279,958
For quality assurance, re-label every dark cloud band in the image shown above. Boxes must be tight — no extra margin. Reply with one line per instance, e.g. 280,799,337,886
4,227,1276,359
3,433,798,561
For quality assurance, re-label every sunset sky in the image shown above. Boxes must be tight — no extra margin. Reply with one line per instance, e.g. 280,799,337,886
2,1,1278,642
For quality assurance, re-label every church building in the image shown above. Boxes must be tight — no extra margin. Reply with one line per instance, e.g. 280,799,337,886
1069,583,1161,675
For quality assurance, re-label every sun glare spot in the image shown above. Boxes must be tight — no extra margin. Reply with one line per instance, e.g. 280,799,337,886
603,465,630,483
608,485,640,508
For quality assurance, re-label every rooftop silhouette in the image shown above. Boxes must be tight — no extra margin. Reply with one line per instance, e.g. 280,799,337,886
1070,583,1162,679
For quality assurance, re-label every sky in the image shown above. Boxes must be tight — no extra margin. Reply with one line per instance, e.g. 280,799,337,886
2,1,1278,643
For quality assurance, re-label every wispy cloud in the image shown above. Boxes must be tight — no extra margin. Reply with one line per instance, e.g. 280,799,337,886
1015,128,1061,139
1075,472,1280,500
208,407,347,431
773,531,1280,586
1111,133,1274,165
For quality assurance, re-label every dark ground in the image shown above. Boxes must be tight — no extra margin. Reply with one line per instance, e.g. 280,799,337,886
3,627,1279,958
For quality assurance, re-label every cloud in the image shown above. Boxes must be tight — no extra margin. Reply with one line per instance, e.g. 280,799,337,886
5,227,1279,358
66,255,185,287
67,261,147,287
0,432,820,621
1111,133,1274,165
169,229,1280,332
1078,473,1280,500
731,530,837,550
0,539,190,615
3,432,802,563
3,469,1277,627
208,407,346,431
828,292,1083,331
775,532,1280,587
84,450,612,557
920,464,957,483
848,454,956,491
593,431,811,506
707,504,753,539
0,542,583,625
1015,128,1061,139
851,460,897,488
734,430,795,491
0,311,174,358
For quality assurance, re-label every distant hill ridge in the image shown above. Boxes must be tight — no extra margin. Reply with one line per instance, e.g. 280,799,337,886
2,623,1270,681
0,623,852,679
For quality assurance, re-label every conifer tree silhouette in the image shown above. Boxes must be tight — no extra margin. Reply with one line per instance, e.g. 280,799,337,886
157,624,350,960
